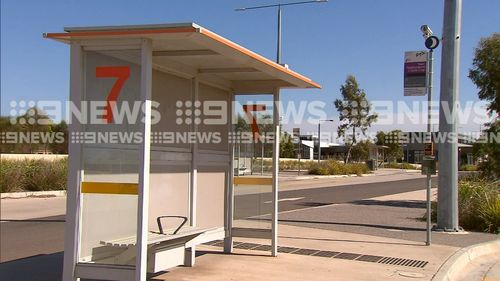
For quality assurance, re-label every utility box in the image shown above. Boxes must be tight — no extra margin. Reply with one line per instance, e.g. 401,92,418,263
422,156,437,175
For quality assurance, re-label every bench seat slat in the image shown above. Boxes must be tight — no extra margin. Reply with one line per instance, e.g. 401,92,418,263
100,227,216,248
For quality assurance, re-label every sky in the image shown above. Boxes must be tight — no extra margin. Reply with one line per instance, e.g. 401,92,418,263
1,0,499,141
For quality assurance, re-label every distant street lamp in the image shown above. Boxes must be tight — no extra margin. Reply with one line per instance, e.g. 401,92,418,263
318,119,334,163
235,0,328,64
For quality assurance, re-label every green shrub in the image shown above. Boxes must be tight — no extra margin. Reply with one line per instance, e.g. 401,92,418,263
428,177,499,234
0,158,67,193
278,159,316,171
460,164,478,171
308,160,369,176
250,158,316,172
0,160,24,192
384,162,419,170
458,178,499,233
479,194,500,233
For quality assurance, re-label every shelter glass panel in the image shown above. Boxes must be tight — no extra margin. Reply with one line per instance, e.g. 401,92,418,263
78,49,143,267
233,94,275,230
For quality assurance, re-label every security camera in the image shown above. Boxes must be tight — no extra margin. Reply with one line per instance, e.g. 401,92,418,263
420,25,433,38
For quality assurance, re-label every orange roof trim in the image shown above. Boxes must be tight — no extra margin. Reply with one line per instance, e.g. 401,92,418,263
44,26,197,39
44,23,321,89
199,28,321,89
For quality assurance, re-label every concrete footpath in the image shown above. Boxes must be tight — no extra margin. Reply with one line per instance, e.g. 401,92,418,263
160,224,458,281
1,170,498,281
156,188,499,281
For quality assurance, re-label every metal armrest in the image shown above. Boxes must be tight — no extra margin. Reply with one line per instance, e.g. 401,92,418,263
156,216,188,235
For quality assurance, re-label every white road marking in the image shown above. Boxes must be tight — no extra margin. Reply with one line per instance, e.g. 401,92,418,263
264,197,305,204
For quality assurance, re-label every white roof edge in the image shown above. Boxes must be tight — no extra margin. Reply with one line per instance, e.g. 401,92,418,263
64,22,200,32
301,140,341,148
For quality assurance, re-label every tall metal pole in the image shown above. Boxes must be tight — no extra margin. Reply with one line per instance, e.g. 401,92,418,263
318,122,321,164
261,142,265,175
277,5,282,64
235,0,327,65
426,49,434,245
437,0,462,231
298,141,301,175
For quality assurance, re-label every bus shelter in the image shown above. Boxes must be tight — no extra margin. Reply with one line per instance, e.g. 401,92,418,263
45,23,320,281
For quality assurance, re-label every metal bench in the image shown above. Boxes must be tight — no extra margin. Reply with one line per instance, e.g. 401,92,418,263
99,216,216,273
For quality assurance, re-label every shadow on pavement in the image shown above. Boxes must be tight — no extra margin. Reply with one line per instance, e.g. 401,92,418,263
278,235,423,247
0,252,63,281
295,202,332,207
277,218,425,232
0,219,65,223
350,199,426,209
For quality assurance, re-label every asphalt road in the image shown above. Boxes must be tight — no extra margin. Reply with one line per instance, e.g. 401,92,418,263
1,177,434,263
0,215,65,263
234,177,436,219
233,176,497,248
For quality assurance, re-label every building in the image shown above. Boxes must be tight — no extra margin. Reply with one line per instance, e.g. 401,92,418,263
402,132,475,165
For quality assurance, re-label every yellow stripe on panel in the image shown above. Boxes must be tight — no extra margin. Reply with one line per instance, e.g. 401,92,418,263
81,182,138,195
233,177,273,186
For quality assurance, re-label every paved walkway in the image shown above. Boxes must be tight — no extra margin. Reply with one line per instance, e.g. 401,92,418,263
0,196,66,221
1,169,498,281
157,224,458,281
277,188,497,247
455,254,500,281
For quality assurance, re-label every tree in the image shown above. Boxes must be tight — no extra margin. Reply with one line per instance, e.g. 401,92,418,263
468,33,500,114
375,130,403,163
473,119,500,179
351,139,371,162
234,114,250,133
280,132,295,158
49,121,68,154
469,33,500,179
334,75,378,163
0,107,68,154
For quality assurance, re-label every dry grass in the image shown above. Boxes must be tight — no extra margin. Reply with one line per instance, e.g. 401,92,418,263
0,158,67,192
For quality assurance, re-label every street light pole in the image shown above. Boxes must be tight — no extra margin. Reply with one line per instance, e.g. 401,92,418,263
236,0,328,64
438,0,462,232
318,119,334,164
426,49,434,246
318,122,321,164
277,5,282,64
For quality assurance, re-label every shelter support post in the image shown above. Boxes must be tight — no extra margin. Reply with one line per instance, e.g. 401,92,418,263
135,39,153,281
186,76,200,266
224,92,235,253
272,89,280,256
62,41,83,281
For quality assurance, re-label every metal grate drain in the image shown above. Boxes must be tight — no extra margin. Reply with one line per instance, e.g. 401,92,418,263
277,246,299,253
356,255,384,263
202,240,429,269
378,257,428,268
293,249,320,256
335,253,362,260
235,242,261,250
312,251,340,258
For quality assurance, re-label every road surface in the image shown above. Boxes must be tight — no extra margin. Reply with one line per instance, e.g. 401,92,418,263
1,177,432,262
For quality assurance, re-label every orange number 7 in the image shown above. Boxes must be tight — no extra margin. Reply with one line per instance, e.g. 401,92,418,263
243,104,266,141
96,66,130,123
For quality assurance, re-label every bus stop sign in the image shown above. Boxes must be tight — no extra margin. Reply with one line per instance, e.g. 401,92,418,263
425,36,440,50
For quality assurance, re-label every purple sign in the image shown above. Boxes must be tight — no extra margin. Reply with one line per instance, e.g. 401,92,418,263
404,51,428,96
405,62,427,76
